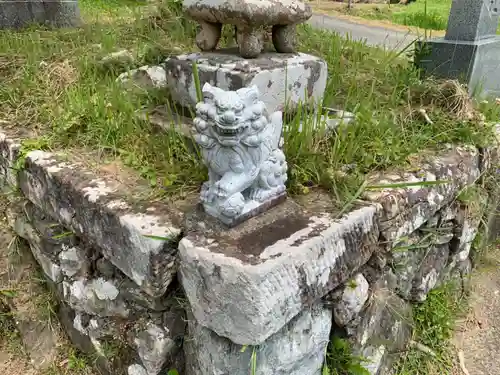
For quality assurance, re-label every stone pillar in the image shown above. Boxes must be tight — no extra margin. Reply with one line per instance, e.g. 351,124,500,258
415,0,500,97
0,0,80,29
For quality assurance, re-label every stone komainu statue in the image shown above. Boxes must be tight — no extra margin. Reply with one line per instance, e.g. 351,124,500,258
193,83,288,225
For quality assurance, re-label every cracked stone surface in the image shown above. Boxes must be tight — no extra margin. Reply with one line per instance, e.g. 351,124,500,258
184,303,331,375
165,50,327,113
179,196,380,345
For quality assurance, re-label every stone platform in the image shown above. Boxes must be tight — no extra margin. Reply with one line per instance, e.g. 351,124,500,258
164,49,327,113
179,196,381,345
0,123,498,375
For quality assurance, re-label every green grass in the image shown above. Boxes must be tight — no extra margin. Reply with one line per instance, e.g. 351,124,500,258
339,0,500,32
394,282,466,374
348,0,451,30
0,0,497,208
325,337,370,375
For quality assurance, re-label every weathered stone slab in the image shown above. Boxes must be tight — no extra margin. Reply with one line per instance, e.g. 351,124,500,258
364,145,480,243
15,150,184,297
165,50,327,113
352,278,413,375
179,195,380,345
184,303,331,375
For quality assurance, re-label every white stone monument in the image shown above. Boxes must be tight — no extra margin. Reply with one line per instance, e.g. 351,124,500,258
416,0,500,97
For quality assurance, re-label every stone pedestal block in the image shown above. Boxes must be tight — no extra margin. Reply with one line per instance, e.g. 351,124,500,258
184,303,331,375
178,194,380,345
164,50,327,113
416,37,500,97
0,1,80,29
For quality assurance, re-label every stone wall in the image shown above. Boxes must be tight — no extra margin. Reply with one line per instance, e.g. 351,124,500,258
0,126,498,375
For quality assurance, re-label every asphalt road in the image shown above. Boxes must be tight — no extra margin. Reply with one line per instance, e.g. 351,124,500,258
308,13,418,51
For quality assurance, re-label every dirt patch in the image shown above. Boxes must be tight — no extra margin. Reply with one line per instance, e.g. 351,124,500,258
0,353,37,375
451,246,500,375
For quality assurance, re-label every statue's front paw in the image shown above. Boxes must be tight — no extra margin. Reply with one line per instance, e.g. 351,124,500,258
219,193,245,218
214,180,231,199
249,188,270,202
200,182,213,203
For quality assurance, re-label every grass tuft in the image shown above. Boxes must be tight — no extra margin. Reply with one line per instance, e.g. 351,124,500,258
326,336,370,375
394,282,466,374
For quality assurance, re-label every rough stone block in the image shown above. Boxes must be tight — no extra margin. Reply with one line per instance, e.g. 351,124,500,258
184,303,331,375
7,204,64,283
62,277,130,318
451,208,480,263
57,302,137,375
352,279,413,375
134,323,178,375
331,273,370,327
164,50,327,113
179,195,380,345
67,306,185,375
391,240,450,302
16,150,184,297
0,130,21,188
364,145,480,243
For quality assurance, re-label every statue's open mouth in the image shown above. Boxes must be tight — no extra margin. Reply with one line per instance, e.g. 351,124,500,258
214,124,244,136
